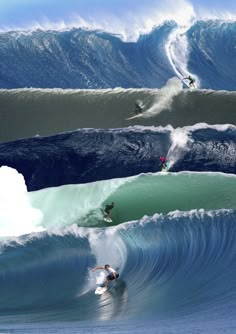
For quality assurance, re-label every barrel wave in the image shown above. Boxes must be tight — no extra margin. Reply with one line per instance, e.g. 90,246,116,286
0,209,235,323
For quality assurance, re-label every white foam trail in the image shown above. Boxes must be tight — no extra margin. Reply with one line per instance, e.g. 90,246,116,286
167,127,192,168
140,77,183,118
165,24,200,88
0,166,44,237
81,226,127,295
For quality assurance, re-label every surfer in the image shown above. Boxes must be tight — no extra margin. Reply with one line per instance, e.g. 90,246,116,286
183,75,196,88
160,156,168,170
104,202,115,220
92,264,119,288
134,102,143,115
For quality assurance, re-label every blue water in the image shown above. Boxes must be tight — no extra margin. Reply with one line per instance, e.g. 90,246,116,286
0,125,235,190
0,210,235,321
0,21,235,90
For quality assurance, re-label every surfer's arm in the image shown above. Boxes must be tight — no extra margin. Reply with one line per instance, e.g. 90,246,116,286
91,266,104,272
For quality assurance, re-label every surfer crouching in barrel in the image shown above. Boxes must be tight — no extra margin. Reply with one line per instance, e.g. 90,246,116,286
104,202,115,220
92,264,119,288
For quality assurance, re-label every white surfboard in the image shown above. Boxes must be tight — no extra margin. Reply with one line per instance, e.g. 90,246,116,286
161,162,169,173
95,286,108,295
104,217,112,223
161,168,168,173
125,114,142,120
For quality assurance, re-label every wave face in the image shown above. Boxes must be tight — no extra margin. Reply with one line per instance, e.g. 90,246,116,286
1,86,236,142
187,21,236,90
0,210,235,323
0,125,235,191
0,25,173,89
0,20,236,90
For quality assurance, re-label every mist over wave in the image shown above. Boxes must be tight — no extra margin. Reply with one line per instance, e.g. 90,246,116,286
0,20,235,90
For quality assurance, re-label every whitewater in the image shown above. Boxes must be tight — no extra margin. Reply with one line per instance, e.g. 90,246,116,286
0,15,235,334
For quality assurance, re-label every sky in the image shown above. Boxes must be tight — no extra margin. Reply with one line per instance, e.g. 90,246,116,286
0,0,236,40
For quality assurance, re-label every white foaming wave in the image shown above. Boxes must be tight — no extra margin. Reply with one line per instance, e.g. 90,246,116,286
183,123,236,132
167,123,236,167
0,166,44,237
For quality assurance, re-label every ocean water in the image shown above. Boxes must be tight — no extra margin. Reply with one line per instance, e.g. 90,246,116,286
0,19,236,333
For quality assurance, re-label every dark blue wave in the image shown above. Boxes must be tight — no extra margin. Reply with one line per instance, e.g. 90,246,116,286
0,233,95,313
188,21,236,90
0,126,235,191
0,25,173,89
0,20,235,90
0,210,235,322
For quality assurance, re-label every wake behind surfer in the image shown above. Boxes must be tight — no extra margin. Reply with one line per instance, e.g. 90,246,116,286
92,264,119,288
104,202,115,220
183,75,196,88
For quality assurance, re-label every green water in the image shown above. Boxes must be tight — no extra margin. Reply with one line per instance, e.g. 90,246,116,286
30,172,236,228
108,172,236,223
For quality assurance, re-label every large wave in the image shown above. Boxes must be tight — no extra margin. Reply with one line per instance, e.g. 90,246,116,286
0,125,235,190
1,84,236,143
1,165,236,236
0,20,235,90
29,172,236,229
0,209,235,322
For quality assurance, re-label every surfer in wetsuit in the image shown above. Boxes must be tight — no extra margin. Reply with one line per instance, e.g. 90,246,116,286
160,156,168,170
183,75,196,88
92,264,119,288
134,102,143,115
104,202,115,220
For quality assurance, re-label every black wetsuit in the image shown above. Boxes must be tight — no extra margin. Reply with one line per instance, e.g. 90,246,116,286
134,103,142,114
105,204,114,215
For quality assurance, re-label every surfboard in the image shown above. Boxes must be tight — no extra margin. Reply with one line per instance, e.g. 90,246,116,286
125,114,142,120
161,168,168,173
104,217,112,223
95,286,108,295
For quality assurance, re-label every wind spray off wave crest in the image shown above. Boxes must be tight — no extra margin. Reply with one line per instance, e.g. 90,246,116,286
140,77,183,118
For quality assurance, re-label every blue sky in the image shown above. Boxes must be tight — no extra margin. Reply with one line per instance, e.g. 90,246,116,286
0,0,235,39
